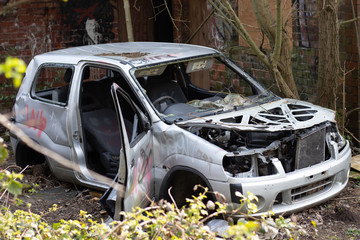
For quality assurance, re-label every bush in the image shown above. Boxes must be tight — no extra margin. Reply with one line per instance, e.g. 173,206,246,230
0,176,306,239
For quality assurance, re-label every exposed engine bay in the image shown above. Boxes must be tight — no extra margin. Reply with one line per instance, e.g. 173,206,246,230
184,122,345,178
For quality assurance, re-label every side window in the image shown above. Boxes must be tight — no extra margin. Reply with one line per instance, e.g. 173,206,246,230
33,65,73,104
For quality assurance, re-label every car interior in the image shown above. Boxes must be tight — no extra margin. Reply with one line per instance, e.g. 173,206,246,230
32,59,256,178
79,59,257,177
79,66,146,178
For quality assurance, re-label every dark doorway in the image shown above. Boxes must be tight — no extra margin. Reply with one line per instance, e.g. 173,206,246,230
152,0,173,42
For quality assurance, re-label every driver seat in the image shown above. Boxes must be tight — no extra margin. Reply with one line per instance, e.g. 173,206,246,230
145,76,187,103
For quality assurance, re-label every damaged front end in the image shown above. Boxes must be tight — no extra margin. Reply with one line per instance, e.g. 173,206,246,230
179,99,350,215
200,122,345,178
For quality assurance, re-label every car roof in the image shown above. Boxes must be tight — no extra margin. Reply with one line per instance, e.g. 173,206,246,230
39,42,220,67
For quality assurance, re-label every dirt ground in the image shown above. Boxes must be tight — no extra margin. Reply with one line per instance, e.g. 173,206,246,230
1,156,107,224
1,127,360,239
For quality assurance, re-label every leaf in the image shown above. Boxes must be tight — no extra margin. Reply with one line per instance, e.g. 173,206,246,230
0,145,8,164
0,56,26,88
53,222,61,230
311,220,316,228
7,179,23,196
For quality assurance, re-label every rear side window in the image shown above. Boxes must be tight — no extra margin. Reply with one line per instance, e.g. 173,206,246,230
32,65,73,104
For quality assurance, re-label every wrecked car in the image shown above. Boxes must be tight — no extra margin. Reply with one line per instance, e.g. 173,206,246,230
10,42,351,217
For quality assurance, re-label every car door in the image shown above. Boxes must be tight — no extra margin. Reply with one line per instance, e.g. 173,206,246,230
109,82,154,219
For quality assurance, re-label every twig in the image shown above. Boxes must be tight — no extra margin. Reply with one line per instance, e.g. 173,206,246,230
331,196,360,201
0,0,29,16
168,187,179,213
164,0,178,31
0,164,29,200
186,9,215,43
346,107,360,118
345,128,360,144
341,16,360,26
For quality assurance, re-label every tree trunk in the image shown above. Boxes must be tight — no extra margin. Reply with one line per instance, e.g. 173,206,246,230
123,0,134,42
316,0,340,110
209,0,299,98
251,0,299,99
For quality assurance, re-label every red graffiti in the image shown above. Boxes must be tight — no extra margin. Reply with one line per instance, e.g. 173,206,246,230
26,105,47,138
73,2,100,25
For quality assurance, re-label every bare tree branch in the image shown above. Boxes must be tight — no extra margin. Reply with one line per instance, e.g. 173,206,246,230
0,0,30,16
210,0,270,67
209,0,299,99
273,0,282,62
186,9,215,44
123,0,134,41
340,16,360,26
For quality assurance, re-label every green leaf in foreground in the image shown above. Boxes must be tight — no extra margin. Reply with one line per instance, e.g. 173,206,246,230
7,179,23,196
0,145,8,165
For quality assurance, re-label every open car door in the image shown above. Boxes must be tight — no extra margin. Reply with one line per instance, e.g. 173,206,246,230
100,83,154,220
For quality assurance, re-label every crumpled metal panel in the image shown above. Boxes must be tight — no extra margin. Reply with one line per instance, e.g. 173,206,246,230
152,122,228,181
177,99,335,132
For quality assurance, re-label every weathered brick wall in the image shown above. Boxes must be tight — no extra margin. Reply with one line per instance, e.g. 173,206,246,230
338,0,359,136
291,0,318,102
339,0,359,106
1,0,61,111
0,0,154,112
0,0,116,111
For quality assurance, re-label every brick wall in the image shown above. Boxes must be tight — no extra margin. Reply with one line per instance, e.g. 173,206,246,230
0,0,154,111
1,0,61,111
291,0,318,102
338,0,360,136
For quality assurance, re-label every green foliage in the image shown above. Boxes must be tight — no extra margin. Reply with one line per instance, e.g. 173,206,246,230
0,138,8,165
113,187,224,239
345,228,360,237
0,139,23,197
0,55,26,105
0,168,23,197
0,56,26,88
0,135,304,239
0,181,305,239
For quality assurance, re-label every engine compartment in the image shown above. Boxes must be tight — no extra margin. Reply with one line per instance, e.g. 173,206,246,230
184,122,344,178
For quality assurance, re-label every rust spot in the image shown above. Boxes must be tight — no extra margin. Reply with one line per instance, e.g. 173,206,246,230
97,52,149,58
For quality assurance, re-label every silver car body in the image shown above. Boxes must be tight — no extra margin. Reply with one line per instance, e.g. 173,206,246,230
10,42,351,216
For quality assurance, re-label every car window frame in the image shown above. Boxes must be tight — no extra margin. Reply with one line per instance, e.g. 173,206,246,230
30,63,75,106
78,63,152,146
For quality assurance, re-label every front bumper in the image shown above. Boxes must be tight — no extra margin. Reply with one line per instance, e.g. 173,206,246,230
224,141,351,216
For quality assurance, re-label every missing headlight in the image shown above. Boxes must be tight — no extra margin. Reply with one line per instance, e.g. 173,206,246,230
223,154,277,177
257,155,275,176
223,155,253,177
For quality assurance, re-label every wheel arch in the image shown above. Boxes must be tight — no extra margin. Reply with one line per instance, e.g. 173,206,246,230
14,140,46,168
159,166,215,205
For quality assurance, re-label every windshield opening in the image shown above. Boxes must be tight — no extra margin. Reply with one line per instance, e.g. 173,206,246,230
135,57,273,123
